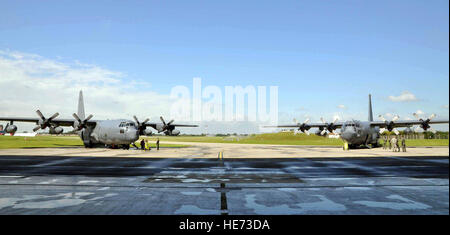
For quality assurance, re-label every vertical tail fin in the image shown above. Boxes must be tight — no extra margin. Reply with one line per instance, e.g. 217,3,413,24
78,90,85,120
368,94,373,122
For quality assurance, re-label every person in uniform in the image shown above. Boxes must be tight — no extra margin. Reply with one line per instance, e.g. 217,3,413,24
401,135,406,152
391,136,397,152
156,138,160,151
145,139,151,151
140,139,145,151
388,136,392,150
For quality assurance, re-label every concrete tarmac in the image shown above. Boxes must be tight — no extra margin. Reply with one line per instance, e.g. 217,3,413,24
0,153,448,214
0,143,448,158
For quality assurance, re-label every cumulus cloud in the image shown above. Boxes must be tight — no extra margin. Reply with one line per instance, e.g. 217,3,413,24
378,113,395,120
0,50,178,132
0,50,281,134
388,91,418,102
415,110,425,115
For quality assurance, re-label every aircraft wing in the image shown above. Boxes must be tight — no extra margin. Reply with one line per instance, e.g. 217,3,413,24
370,119,449,128
168,124,198,127
264,122,343,129
0,117,97,127
143,123,198,128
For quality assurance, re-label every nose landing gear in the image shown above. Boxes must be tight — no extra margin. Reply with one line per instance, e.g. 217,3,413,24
343,141,349,151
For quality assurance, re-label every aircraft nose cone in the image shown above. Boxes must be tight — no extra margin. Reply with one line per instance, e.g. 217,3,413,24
341,130,356,141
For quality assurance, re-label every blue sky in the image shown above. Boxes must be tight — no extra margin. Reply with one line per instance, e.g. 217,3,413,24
0,0,448,132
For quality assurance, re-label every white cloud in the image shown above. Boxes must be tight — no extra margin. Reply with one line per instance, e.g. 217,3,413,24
337,104,346,109
0,50,177,132
443,105,449,109
0,50,283,134
415,110,425,115
388,91,418,102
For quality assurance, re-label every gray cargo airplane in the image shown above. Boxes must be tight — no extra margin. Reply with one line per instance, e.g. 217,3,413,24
0,91,198,148
266,94,449,149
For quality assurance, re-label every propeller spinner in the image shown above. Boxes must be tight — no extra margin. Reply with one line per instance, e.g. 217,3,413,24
33,110,59,132
320,117,339,135
134,116,150,135
378,114,400,135
159,116,175,132
72,113,93,131
293,118,311,135
413,113,437,134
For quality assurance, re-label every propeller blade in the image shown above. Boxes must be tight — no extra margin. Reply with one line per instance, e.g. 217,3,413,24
33,126,41,132
85,114,93,122
160,116,166,125
321,129,327,136
429,114,436,120
133,115,139,124
49,112,59,120
305,130,310,135
393,128,400,136
142,118,149,124
378,115,386,122
304,118,310,124
72,113,81,122
333,117,339,123
379,128,386,134
36,110,45,120
167,119,174,125
392,115,399,122
413,113,420,120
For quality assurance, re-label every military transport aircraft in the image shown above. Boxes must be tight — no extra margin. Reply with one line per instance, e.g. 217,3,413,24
0,91,198,148
265,94,449,149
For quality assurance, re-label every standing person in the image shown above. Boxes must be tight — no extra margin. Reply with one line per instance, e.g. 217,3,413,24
156,138,160,151
390,136,397,152
145,139,150,151
394,136,399,152
388,136,392,150
140,139,145,151
401,136,406,152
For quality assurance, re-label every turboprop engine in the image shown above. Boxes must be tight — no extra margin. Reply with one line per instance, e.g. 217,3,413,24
171,129,180,136
5,124,17,134
155,123,164,132
49,126,64,134
143,129,153,136
315,128,326,136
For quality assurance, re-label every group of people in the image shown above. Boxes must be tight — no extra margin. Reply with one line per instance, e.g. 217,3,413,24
381,135,406,152
131,138,160,151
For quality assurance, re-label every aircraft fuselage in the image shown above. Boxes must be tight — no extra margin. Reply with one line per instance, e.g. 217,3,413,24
340,120,380,146
82,119,139,147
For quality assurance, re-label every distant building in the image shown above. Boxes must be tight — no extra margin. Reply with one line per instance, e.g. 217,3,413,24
328,133,340,139
4,133,37,137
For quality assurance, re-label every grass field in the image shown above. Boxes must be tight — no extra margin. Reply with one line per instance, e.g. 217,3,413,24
0,136,188,149
149,132,449,147
0,133,448,149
